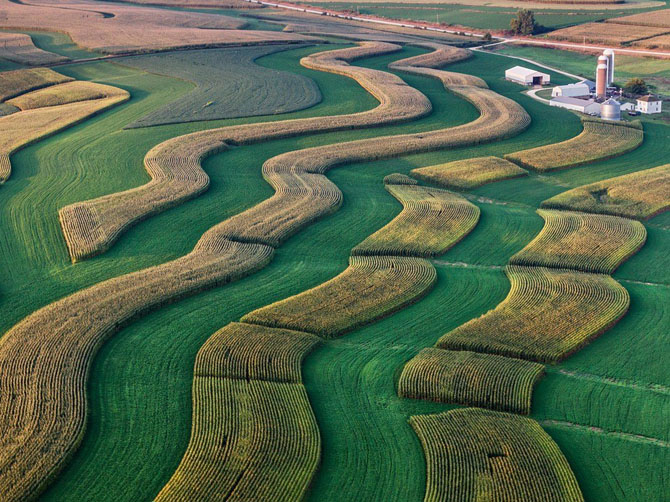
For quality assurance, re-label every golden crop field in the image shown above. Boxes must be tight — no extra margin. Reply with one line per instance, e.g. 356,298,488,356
547,22,670,44
398,348,545,414
542,164,670,219
510,209,647,274
7,81,125,110
351,180,480,257
437,265,630,363
411,409,584,502
505,119,643,172
0,67,72,102
0,32,67,65
605,8,670,27
411,156,527,190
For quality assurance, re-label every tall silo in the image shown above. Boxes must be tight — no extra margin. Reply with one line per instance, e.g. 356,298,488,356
601,98,621,121
603,49,615,86
596,62,608,99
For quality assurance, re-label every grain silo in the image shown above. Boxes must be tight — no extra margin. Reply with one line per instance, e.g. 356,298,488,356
596,59,608,99
601,98,621,121
603,49,615,86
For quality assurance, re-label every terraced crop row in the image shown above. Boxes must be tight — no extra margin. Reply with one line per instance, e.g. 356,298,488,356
58,41,433,261
351,179,480,257
0,67,72,102
0,73,129,183
437,265,630,363
505,118,643,172
542,164,670,220
411,156,527,190
510,209,647,274
411,408,584,502
0,44,531,501
399,349,545,414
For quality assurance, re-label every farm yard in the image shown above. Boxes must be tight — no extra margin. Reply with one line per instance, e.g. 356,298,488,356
0,1,668,502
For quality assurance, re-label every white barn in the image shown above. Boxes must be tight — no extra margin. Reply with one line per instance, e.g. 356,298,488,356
552,83,590,98
636,95,662,114
620,102,635,111
550,96,601,115
505,66,550,86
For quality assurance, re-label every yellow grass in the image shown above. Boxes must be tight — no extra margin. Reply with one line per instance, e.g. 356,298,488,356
411,408,584,502
7,81,126,110
437,265,630,363
242,255,437,338
0,86,129,183
352,180,480,257
411,156,527,190
0,67,72,102
0,32,67,65
505,118,643,172
510,209,647,274
398,349,545,414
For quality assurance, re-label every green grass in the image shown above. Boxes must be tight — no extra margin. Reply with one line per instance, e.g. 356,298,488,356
297,2,657,31
3,44,669,501
121,45,322,127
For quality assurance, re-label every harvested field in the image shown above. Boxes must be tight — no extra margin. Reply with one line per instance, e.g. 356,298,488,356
542,164,670,219
7,81,125,110
115,0,261,7
510,209,647,274
0,84,129,183
411,408,584,502
547,22,670,45
605,8,670,28
437,265,630,363
193,322,320,383
398,348,545,414
632,34,670,49
0,67,73,102
122,45,322,128
0,32,67,65
505,118,643,172
0,0,311,54
351,180,480,257
155,378,319,502
411,156,527,190
241,255,437,338
58,41,434,260
0,234,274,501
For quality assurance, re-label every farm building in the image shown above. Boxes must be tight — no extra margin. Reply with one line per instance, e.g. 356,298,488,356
505,66,550,86
550,96,601,115
621,102,635,111
552,83,590,98
601,98,621,121
579,79,596,93
636,95,662,114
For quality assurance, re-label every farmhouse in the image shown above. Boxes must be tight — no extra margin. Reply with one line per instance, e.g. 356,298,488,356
552,83,590,98
636,95,662,114
550,96,601,115
505,66,550,86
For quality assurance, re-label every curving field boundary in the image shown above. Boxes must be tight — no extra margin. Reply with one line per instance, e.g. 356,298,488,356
58,41,433,261
0,44,531,501
156,174,480,499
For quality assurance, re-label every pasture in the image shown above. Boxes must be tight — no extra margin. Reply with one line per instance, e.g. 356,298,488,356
0,13,668,502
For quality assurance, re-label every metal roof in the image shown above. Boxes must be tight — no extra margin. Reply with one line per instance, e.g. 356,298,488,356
505,66,550,79
551,96,597,106
637,95,661,103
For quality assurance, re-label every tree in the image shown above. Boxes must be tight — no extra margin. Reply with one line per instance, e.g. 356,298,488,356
623,78,648,95
483,32,492,42
510,9,537,35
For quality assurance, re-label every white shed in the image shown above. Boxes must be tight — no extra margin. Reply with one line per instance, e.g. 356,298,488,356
505,66,550,86
552,83,591,98
620,102,635,111
550,96,601,115
636,95,662,114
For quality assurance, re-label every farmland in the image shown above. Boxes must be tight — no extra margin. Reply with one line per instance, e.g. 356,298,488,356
0,4,668,502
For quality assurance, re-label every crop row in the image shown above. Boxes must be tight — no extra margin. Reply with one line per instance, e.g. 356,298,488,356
505,118,643,172
411,408,584,502
437,265,630,363
351,179,480,257
411,156,527,191
398,349,545,414
242,255,437,338
57,41,434,260
1,75,129,183
510,209,647,274
0,32,67,66
542,164,670,220
0,67,72,102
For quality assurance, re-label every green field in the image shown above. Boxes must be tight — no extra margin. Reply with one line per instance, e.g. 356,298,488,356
1,26,668,502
